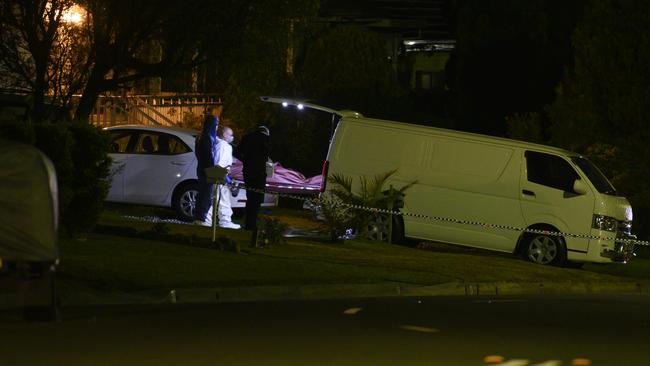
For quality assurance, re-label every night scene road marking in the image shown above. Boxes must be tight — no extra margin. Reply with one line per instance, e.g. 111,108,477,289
399,325,439,333
342,307,363,315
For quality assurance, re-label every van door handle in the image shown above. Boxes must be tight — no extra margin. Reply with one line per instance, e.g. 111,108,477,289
522,189,536,197
171,161,187,166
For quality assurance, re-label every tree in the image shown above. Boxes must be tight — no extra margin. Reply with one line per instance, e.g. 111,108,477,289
446,0,583,136
0,0,77,122
547,0,650,237
298,25,403,118
1,0,216,123
72,0,213,121
212,0,319,131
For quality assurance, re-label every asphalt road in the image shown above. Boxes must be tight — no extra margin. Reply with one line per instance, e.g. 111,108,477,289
1,295,649,365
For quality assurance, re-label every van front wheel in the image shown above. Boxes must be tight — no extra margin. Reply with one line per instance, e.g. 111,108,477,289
524,234,566,266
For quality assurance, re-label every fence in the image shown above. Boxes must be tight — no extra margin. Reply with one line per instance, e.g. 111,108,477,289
86,94,222,128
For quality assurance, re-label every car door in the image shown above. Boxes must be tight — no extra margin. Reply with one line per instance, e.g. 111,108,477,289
106,130,137,202
124,131,194,205
519,151,595,253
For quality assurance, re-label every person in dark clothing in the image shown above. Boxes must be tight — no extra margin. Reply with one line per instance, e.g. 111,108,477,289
234,125,270,243
193,105,223,225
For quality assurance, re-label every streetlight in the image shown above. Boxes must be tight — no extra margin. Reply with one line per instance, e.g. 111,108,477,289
60,4,84,24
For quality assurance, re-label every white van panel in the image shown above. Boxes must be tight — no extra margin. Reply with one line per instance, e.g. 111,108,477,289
331,120,526,252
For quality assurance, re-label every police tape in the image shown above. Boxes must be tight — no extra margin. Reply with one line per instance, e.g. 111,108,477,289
224,183,650,247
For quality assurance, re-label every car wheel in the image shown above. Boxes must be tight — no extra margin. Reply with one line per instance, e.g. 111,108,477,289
367,213,404,243
524,234,566,266
173,183,198,221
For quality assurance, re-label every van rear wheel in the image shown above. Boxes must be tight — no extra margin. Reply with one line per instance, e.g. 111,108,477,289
367,213,404,243
524,234,566,266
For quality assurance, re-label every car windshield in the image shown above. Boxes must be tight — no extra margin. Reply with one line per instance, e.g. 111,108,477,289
572,156,617,195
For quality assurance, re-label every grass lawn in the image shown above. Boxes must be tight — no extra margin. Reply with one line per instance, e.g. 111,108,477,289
55,205,650,298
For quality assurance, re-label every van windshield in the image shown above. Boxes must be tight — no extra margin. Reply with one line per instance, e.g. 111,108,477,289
572,156,617,195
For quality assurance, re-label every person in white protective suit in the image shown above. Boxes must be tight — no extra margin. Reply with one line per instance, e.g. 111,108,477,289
206,127,241,229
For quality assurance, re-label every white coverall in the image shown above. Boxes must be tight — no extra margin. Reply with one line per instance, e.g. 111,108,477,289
206,137,234,226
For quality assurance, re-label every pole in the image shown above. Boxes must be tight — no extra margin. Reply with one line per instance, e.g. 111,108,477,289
388,185,394,244
212,184,221,243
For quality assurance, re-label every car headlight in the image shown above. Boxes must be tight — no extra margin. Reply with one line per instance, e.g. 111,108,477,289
593,214,618,232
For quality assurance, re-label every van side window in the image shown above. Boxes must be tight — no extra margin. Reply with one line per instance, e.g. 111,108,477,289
525,151,579,192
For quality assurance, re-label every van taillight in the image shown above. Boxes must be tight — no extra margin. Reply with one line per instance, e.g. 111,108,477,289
320,160,329,192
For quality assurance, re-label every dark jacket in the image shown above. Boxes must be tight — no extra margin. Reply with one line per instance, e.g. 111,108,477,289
195,114,219,177
234,130,270,177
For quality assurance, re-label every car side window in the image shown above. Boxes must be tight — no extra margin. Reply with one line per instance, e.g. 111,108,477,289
526,151,580,192
134,133,158,154
109,131,134,153
134,132,191,155
167,135,191,154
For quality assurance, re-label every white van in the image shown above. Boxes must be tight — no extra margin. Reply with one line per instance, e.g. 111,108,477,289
262,97,635,265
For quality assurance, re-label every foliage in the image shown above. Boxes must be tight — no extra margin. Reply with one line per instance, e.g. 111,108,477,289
447,0,583,135
505,112,545,144
298,25,404,118
318,194,354,242
256,215,289,247
0,0,216,123
0,0,79,122
1,120,112,236
322,170,415,241
547,0,650,238
207,0,319,132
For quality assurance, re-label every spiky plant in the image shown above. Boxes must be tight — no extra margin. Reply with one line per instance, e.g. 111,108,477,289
327,170,416,238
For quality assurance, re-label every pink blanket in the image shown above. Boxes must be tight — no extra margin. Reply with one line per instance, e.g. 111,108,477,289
229,158,322,194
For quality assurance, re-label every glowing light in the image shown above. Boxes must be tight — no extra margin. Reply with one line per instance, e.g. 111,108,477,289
406,41,416,46
483,355,504,364
61,5,84,24
297,104,304,110
175,173,181,178
572,359,592,366
281,101,288,107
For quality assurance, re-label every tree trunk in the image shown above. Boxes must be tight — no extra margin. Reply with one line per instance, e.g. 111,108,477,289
30,48,49,123
74,87,99,123
73,67,105,122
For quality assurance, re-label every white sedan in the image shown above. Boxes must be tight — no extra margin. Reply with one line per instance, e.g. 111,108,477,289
104,125,278,221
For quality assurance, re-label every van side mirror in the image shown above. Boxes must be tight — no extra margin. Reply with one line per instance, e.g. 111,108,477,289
573,179,588,195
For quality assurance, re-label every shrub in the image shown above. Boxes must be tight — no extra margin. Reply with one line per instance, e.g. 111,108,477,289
318,194,354,242
323,170,415,241
1,120,112,236
505,112,545,144
255,216,289,247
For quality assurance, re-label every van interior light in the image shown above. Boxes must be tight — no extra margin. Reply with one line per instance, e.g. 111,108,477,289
297,104,304,110
282,102,288,107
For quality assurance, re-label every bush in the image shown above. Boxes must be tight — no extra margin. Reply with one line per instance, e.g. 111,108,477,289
255,216,289,247
318,194,354,242
505,112,545,144
323,170,415,242
1,120,112,236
